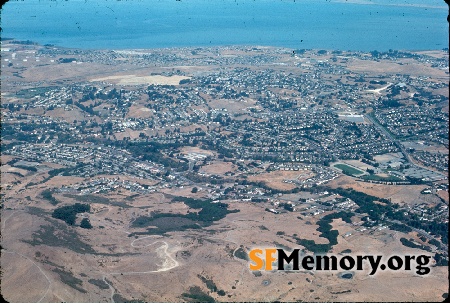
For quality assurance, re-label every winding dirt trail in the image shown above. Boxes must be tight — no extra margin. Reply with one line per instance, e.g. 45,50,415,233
1,209,53,303
101,236,180,303
2,210,17,230
118,238,180,274
2,250,52,303
102,275,116,303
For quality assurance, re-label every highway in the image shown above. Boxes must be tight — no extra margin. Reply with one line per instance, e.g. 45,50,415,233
365,114,446,178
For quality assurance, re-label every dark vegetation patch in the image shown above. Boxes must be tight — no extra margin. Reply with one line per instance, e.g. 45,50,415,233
23,222,96,254
182,286,215,303
180,250,192,258
22,219,135,256
131,215,200,235
41,189,59,205
38,167,75,185
434,253,448,266
52,268,87,293
428,238,441,248
80,218,93,229
294,211,353,253
12,164,37,172
388,222,412,233
125,193,140,201
198,275,218,292
171,196,240,224
112,293,146,303
88,279,109,290
58,57,77,63
331,187,448,245
224,244,235,258
331,290,352,294
27,206,50,216
6,171,24,177
217,290,226,296
128,196,239,236
198,275,227,297
333,187,391,221
361,174,403,182
273,241,291,251
52,203,90,225
234,246,248,261
13,86,59,99
400,238,432,252
42,259,64,269
64,194,131,208
338,272,354,279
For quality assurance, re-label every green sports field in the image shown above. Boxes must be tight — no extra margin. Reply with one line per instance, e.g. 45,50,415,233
334,163,364,176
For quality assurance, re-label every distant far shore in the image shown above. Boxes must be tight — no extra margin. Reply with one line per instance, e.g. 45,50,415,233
2,38,448,53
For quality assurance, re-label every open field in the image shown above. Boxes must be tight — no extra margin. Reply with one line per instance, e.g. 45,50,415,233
347,58,448,79
248,170,314,191
126,104,154,119
1,251,51,303
200,161,237,175
207,98,257,112
437,190,449,202
326,175,438,205
1,188,448,302
333,163,365,176
342,160,375,171
180,147,215,156
90,74,190,86
19,61,127,82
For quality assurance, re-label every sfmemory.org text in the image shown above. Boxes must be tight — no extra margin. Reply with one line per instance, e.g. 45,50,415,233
248,248,432,275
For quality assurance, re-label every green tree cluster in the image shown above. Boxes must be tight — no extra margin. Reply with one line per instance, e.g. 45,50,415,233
80,218,93,229
52,203,90,225
41,189,59,205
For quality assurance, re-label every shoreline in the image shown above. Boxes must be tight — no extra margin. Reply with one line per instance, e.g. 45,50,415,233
2,38,448,53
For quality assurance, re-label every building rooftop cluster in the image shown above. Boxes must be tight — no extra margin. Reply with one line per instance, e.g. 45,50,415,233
2,44,448,258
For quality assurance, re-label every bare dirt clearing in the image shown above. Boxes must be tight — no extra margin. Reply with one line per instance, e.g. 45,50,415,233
208,98,257,112
347,58,448,78
20,62,125,82
200,161,237,175
248,170,315,191
180,146,215,156
327,175,429,203
90,74,190,86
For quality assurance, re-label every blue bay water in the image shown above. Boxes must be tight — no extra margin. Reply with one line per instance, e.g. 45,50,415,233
1,0,448,51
